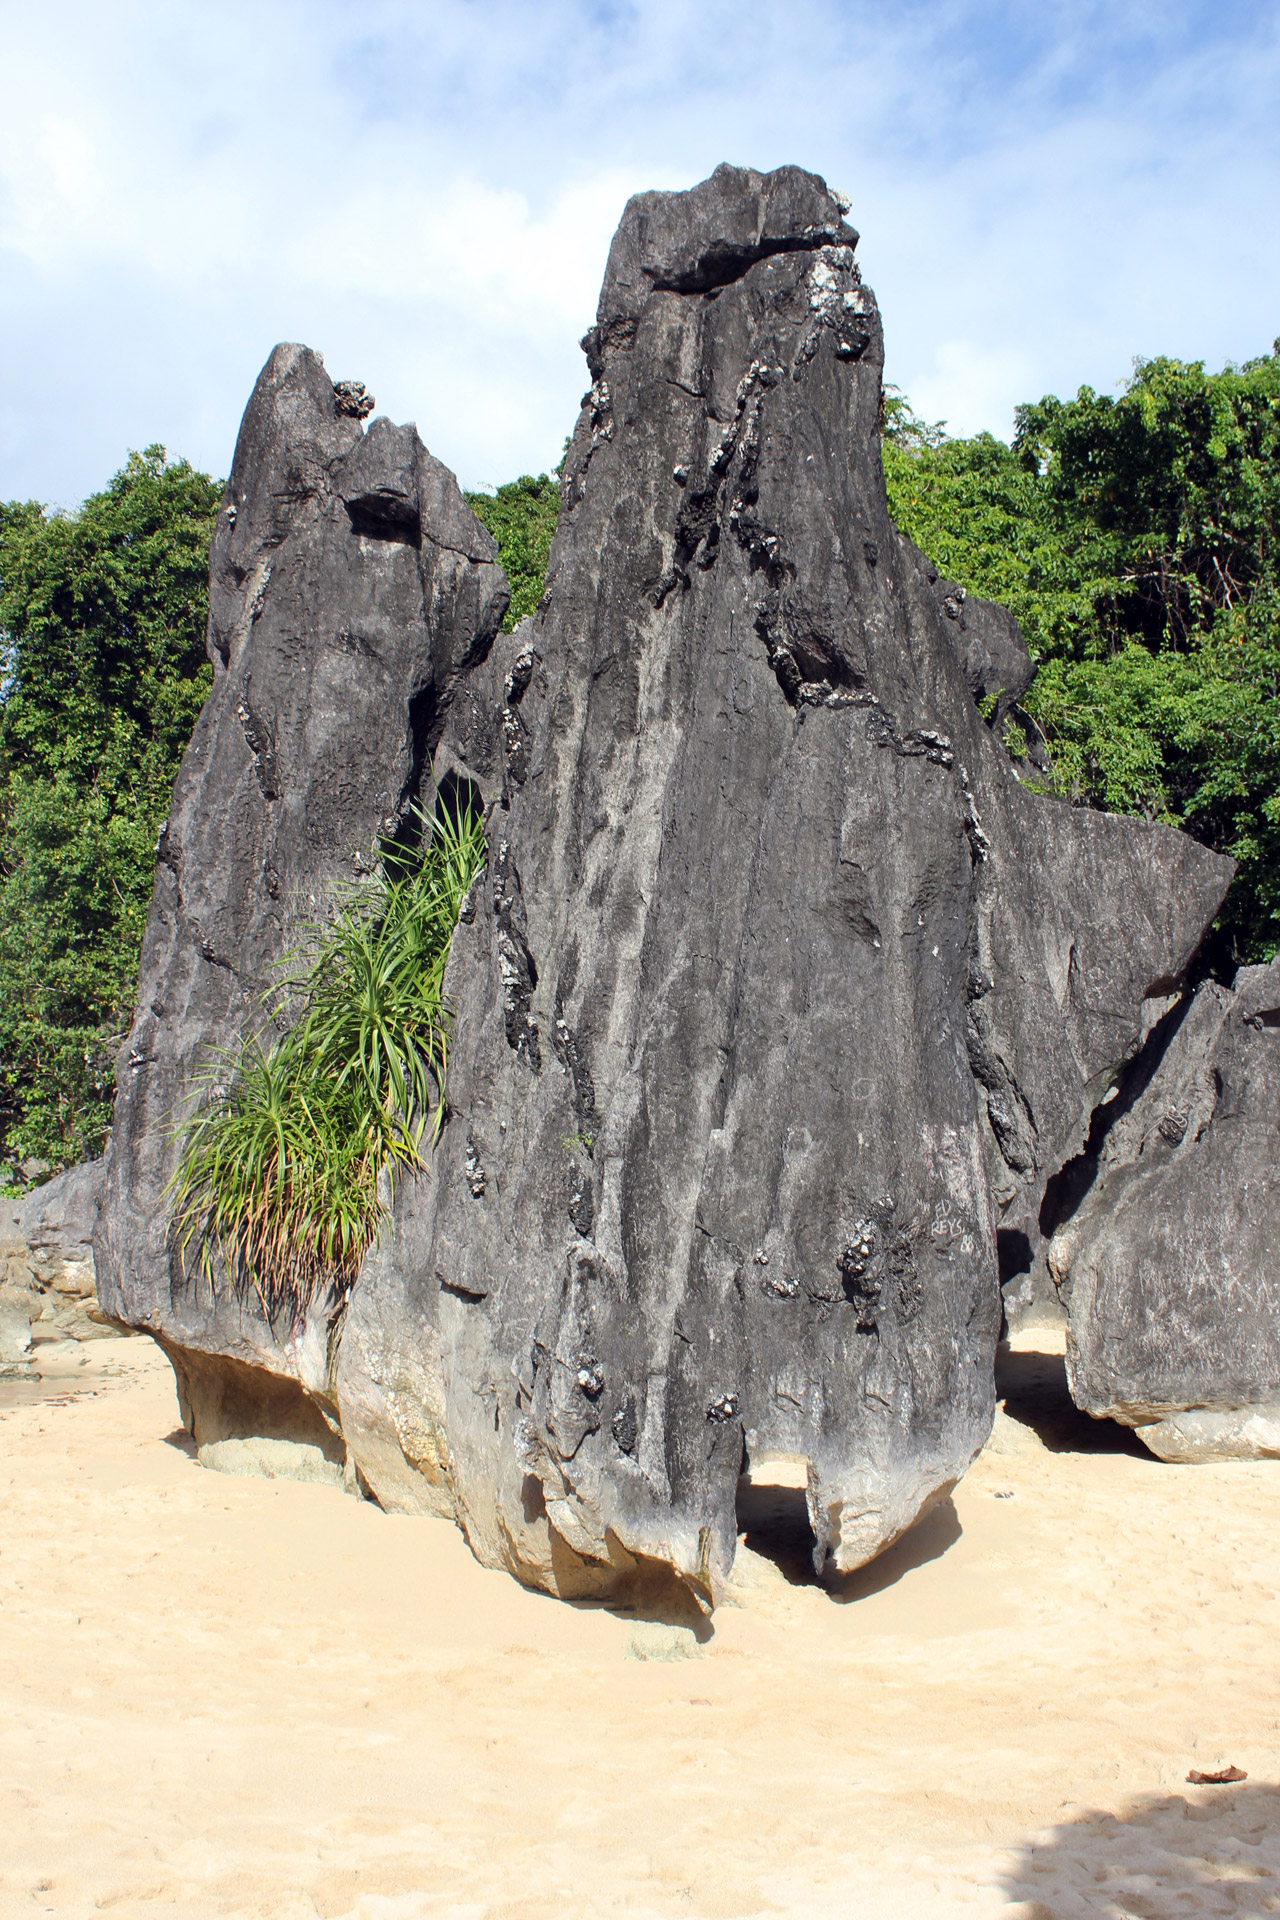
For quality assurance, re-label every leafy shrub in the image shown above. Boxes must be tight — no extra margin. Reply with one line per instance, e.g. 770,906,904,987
169,800,486,1315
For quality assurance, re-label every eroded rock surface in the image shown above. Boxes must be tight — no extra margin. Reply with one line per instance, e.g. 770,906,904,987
98,167,1234,1594
94,343,508,1468
335,164,1232,1602
1053,956,1280,1458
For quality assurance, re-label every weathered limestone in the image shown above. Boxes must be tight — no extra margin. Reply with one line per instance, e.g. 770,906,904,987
1053,956,1280,1459
98,165,1235,1598
335,164,1231,1600
94,343,508,1476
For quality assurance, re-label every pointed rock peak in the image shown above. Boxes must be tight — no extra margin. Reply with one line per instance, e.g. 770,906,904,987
599,162,858,323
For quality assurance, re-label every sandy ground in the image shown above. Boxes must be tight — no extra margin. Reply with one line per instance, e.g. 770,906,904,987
3,1329,1280,1920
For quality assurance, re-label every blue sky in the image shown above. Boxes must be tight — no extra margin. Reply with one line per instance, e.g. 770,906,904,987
2,0,1277,506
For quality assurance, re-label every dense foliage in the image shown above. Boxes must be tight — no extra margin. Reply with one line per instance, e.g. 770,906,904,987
466,473,560,630
0,450,220,1170
882,346,1280,967
171,801,485,1315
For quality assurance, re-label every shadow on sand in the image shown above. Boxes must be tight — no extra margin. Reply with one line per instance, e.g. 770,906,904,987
735,1337,1153,1599
998,1781,1280,1916
735,1476,961,1598
997,1342,1148,1458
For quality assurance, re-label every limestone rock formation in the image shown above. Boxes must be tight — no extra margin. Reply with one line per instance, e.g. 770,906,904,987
335,164,1231,1601
9,1161,103,1292
95,343,508,1446
98,165,1234,1605
1051,956,1280,1459
0,1160,111,1366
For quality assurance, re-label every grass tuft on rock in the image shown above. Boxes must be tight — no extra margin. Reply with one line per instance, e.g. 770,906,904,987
168,798,486,1315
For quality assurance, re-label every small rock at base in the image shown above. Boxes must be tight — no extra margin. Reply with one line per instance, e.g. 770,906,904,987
197,1436,346,1489
1137,1405,1280,1462
625,1622,702,1662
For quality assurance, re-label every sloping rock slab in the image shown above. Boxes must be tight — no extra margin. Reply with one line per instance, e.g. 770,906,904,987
95,344,508,1443
336,164,1232,1604
1061,955,1280,1453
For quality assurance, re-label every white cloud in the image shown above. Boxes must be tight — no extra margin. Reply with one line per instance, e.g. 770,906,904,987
1,0,1277,502
905,341,1039,440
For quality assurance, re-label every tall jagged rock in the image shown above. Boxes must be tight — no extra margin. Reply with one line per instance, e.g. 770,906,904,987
95,344,508,1436
333,164,1233,1604
1047,956,1280,1459
97,168,1236,1607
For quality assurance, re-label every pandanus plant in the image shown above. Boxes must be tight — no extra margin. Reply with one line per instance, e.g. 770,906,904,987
168,798,486,1315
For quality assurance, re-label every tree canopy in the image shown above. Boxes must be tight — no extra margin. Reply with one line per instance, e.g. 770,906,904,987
465,473,560,630
883,345,1280,968
0,448,220,1168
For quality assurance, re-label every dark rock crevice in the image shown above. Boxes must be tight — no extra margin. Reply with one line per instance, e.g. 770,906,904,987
390,682,438,844
1037,990,1196,1271
1045,955,1280,1455
647,227,851,297
236,694,279,800
491,839,541,1072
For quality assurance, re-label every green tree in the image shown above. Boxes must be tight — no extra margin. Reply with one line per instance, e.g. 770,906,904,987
466,473,560,630
0,448,221,1168
883,348,1280,966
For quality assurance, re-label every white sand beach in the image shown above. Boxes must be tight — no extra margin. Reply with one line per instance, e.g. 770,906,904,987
3,1328,1279,1920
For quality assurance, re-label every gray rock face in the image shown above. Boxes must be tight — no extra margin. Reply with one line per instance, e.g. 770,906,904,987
97,166,1234,1605
334,163,1232,1603
8,1160,103,1281
95,342,508,1447
1055,956,1280,1456
0,1160,111,1353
